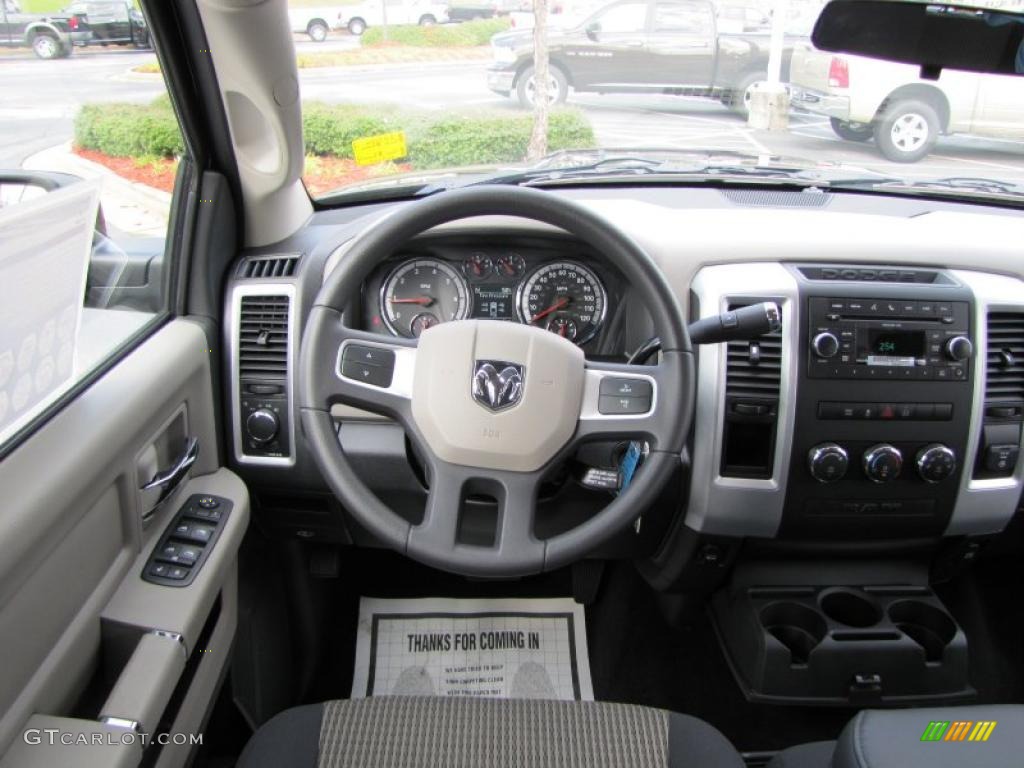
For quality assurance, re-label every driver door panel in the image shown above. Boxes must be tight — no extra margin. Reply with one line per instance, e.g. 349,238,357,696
0,320,247,767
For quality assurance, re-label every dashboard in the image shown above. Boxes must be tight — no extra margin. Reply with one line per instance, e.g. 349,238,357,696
357,236,636,353
225,186,1024,556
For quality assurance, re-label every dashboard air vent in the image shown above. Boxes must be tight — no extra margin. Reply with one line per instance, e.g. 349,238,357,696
725,305,782,401
238,295,290,379
721,300,783,479
239,255,299,279
720,189,830,208
985,312,1024,406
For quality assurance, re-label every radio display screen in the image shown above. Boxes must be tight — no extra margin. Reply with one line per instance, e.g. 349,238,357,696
868,329,925,357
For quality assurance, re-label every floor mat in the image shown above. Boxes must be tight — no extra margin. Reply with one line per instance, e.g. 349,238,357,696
351,597,593,700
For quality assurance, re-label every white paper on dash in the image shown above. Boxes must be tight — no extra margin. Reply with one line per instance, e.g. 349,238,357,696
351,596,594,701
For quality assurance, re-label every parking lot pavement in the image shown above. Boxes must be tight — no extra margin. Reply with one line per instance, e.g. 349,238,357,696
4,51,1024,184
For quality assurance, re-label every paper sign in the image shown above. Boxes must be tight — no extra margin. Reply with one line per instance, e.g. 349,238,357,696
352,131,408,166
352,597,594,700
0,180,98,444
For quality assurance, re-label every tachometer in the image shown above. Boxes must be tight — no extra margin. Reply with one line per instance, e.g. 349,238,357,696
381,259,469,338
517,261,606,344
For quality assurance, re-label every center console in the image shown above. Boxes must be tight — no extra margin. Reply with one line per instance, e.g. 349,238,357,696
689,263,1024,706
783,279,976,538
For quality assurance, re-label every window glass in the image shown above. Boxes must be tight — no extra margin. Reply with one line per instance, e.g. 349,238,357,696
0,1,184,445
595,2,647,33
655,2,712,33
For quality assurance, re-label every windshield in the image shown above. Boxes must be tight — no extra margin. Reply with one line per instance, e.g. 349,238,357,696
278,0,1024,201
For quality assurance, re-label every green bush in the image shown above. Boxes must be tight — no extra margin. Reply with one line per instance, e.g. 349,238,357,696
74,98,596,169
301,101,594,168
74,100,184,158
362,18,510,47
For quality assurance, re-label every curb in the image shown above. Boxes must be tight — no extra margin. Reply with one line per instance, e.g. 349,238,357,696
23,141,172,211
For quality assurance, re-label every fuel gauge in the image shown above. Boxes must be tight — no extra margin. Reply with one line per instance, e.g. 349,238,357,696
462,252,492,279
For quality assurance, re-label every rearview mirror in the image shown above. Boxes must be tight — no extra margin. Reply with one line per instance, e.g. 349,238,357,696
813,0,1024,78
585,21,601,41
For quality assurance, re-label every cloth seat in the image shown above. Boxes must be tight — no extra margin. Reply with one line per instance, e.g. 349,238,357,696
766,704,1024,768
237,696,745,768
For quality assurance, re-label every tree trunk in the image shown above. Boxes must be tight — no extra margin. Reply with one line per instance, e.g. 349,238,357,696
526,0,549,161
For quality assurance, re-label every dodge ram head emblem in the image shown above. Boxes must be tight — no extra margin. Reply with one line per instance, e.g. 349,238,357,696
472,360,524,412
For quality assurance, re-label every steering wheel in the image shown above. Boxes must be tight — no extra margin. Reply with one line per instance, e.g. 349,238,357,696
298,186,694,577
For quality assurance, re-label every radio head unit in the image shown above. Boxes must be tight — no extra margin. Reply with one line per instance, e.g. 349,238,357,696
808,297,972,381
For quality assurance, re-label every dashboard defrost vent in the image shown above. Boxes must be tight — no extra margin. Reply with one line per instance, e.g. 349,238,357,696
238,295,290,380
985,312,1024,406
239,255,299,279
720,189,830,208
721,300,782,478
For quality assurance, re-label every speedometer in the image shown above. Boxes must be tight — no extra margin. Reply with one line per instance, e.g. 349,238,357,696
517,261,606,344
380,259,469,338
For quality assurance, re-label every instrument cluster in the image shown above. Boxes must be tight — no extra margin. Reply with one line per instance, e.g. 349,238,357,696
376,248,609,345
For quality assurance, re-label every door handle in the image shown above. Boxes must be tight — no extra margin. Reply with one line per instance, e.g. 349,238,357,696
141,436,199,505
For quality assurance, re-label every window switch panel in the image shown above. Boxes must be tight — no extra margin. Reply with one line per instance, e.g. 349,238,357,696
142,494,232,588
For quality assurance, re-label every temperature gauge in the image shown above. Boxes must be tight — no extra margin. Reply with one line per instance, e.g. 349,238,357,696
495,252,526,279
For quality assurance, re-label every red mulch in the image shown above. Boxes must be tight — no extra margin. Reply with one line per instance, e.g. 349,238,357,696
302,156,413,197
74,147,178,193
74,148,411,198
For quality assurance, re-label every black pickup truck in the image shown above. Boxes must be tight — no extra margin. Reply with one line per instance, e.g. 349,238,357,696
487,0,793,113
0,0,84,58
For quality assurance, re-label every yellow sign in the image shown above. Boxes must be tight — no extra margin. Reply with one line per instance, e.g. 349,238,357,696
352,131,407,166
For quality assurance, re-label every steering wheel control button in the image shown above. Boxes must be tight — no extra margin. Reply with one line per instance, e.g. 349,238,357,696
599,377,653,400
916,444,957,483
344,344,395,368
341,344,396,388
599,394,651,415
807,443,849,483
143,495,232,588
863,444,903,483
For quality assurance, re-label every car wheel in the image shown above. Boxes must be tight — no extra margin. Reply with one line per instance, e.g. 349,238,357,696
348,18,366,35
873,99,940,163
307,20,329,41
516,65,568,109
830,118,873,142
726,71,767,118
418,14,437,26
32,33,61,60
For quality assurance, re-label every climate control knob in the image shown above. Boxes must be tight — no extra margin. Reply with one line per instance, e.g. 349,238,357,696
916,444,957,483
246,408,279,444
808,443,849,483
945,336,973,362
863,444,903,483
811,332,840,359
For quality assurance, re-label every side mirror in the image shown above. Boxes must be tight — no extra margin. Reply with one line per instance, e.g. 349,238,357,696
813,0,1024,78
585,21,600,41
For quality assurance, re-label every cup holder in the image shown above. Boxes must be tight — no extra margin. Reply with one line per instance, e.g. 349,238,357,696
819,588,882,628
761,602,827,665
889,600,957,662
